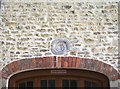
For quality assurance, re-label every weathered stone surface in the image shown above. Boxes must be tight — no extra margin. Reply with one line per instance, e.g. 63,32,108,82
0,1,119,86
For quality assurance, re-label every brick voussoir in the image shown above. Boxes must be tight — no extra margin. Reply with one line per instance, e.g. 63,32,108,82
2,56,119,81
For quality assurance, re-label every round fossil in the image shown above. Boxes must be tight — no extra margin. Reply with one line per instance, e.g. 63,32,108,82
51,38,70,55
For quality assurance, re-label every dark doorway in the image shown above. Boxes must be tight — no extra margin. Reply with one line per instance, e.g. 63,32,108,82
8,69,110,89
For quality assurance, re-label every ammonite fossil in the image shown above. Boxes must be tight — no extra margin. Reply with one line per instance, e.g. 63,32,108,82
51,38,70,55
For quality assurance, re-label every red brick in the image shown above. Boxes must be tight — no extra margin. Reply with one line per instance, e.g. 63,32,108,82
31,58,37,68
106,64,111,76
7,63,15,74
2,67,9,79
13,61,20,71
64,61,68,67
61,57,64,67
45,57,50,67
68,57,72,67
53,56,57,67
19,59,29,70
76,57,80,68
73,57,77,67
1,56,119,81
58,57,61,68
42,57,46,67
49,56,53,67
97,61,103,73
44,57,50,67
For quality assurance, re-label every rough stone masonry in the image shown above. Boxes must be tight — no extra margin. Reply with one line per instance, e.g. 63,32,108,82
0,0,119,88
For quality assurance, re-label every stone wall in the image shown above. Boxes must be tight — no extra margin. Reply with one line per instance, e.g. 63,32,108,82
0,1,119,71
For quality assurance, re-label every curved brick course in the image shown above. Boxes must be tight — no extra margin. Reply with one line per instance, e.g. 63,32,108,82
2,56,119,81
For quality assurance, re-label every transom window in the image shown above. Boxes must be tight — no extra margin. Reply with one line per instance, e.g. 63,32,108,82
18,81,33,89
62,80,77,89
84,80,100,89
40,80,55,89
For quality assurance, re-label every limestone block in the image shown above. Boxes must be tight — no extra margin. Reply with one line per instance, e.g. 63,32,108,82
107,47,116,53
84,38,94,43
0,2,118,70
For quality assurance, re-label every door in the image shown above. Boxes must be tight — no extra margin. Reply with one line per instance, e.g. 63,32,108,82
9,69,110,89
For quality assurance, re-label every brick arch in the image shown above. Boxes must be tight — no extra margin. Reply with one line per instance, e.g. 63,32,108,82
2,56,119,81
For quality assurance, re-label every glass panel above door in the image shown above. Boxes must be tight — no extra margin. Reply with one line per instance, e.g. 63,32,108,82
62,80,69,89
70,80,77,89
40,80,47,89
48,80,55,89
27,81,33,89
18,82,25,89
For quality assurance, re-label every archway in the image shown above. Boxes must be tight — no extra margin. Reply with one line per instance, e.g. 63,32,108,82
1,56,119,88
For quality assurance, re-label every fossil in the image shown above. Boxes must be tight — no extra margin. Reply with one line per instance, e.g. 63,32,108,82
51,38,71,55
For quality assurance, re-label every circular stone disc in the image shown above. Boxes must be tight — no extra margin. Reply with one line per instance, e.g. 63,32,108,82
51,38,70,55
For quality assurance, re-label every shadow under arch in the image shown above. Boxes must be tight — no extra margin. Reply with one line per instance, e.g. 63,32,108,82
8,68,110,88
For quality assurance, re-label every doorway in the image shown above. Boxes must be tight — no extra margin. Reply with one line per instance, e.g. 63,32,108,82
8,69,110,89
